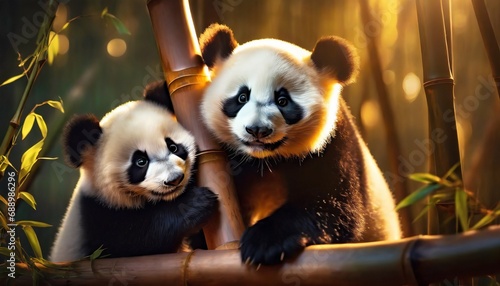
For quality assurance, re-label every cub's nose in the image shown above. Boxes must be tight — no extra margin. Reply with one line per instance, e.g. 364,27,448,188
164,174,184,187
245,126,273,139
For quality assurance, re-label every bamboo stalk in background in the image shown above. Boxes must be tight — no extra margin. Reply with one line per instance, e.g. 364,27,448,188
359,0,411,237
472,0,500,98
10,226,500,286
147,0,244,249
416,0,462,236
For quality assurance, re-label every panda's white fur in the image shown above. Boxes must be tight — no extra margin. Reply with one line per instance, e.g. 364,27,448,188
202,39,341,159
50,85,217,262
198,24,401,265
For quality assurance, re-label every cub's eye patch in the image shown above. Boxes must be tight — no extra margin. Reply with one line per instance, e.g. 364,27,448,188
223,86,251,118
274,88,304,125
128,150,149,184
165,138,188,160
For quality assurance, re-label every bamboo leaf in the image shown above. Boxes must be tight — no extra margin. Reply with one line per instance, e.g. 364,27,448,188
48,31,59,65
19,140,44,183
18,192,37,210
396,183,441,210
0,211,10,230
1,155,17,174
455,188,469,231
22,225,43,259
22,113,36,140
0,73,25,87
34,113,48,138
102,8,131,35
409,173,441,184
15,220,51,228
472,213,497,230
0,247,12,257
89,245,106,261
0,195,8,206
47,99,65,113
443,162,461,180
38,156,58,161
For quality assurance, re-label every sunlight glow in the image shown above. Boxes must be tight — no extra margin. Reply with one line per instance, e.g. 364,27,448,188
58,35,69,55
53,4,68,31
402,72,421,103
361,100,381,129
107,38,127,57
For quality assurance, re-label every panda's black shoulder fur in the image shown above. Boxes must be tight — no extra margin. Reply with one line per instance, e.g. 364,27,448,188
143,80,175,113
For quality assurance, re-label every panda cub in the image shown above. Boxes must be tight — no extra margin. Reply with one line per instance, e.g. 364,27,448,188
50,82,218,262
199,24,402,265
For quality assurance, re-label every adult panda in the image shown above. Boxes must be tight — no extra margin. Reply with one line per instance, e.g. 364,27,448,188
199,24,402,265
50,82,218,262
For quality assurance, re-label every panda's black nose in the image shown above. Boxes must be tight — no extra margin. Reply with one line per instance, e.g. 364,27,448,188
245,126,273,139
164,174,184,187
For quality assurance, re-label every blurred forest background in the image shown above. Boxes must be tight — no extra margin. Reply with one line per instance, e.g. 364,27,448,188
0,0,499,258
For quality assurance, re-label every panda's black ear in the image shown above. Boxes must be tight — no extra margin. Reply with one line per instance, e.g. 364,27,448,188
310,36,359,85
143,80,175,113
199,23,238,68
63,115,102,168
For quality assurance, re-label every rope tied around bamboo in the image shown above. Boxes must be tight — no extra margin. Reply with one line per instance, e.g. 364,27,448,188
165,66,211,96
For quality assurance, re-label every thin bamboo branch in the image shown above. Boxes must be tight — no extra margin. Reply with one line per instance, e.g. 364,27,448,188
471,0,500,98
416,0,462,236
9,226,500,286
359,0,411,237
147,0,244,249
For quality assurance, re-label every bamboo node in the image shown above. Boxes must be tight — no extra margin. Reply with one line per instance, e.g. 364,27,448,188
196,149,227,165
165,66,210,96
423,77,454,88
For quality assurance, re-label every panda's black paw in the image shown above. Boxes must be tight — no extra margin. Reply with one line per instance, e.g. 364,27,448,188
240,205,320,265
180,187,218,228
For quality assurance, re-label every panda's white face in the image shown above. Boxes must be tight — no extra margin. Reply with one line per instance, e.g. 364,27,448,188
90,101,196,208
202,39,342,159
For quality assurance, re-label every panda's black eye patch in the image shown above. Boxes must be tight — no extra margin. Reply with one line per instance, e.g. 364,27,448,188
128,150,149,184
274,88,303,125
165,138,188,160
223,86,251,118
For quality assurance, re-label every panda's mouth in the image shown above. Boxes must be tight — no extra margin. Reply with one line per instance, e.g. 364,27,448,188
150,186,182,198
241,137,287,151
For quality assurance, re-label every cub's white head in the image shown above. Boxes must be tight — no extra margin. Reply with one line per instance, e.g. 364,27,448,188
64,82,196,208
200,24,359,159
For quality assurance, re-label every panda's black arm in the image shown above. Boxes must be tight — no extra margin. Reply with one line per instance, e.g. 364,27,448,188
171,186,219,231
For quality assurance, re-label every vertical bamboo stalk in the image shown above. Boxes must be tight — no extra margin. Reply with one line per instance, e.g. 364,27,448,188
359,0,411,237
416,0,462,236
147,0,244,249
471,0,500,98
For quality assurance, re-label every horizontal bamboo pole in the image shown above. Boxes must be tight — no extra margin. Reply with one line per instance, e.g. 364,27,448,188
9,226,500,285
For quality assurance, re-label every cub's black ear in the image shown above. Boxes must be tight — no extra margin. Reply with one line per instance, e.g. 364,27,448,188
199,23,238,68
310,36,359,85
143,80,175,113
63,115,102,168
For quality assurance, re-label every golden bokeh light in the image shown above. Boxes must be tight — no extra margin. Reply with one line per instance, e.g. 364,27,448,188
58,34,69,55
383,70,395,85
361,100,382,129
107,38,127,57
402,72,421,103
53,4,68,31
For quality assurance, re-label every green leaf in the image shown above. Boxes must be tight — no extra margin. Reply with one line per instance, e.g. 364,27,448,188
18,192,37,210
15,220,51,228
472,213,497,230
47,99,65,113
34,113,48,138
0,73,25,87
0,247,11,257
19,139,44,184
409,173,441,184
396,183,441,210
22,225,43,259
455,188,469,231
102,9,131,35
89,245,106,261
22,113,36,140
48,31,59,65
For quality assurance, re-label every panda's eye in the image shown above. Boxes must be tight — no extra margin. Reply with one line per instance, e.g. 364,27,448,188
168,143,178,153
238,93,249,104
277,96,288,107
135,157,148,168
